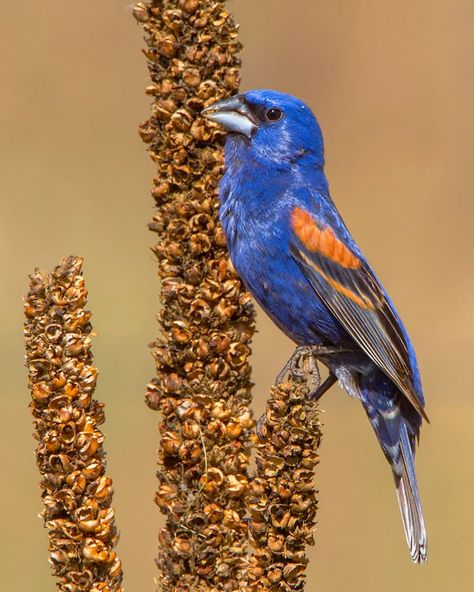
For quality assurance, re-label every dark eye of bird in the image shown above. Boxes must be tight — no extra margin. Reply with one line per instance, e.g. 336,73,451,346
265,107,283,122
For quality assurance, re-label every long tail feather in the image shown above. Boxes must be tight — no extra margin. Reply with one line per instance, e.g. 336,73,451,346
359,372,427,563
395,421,427,563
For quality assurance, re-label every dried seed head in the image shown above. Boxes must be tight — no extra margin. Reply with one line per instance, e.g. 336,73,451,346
24,257,123,592
248,383,321,590
137,2,256,590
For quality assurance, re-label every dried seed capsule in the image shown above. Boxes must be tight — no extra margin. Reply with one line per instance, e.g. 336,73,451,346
136,2,260,590
24,257,123,591
249,383,321,590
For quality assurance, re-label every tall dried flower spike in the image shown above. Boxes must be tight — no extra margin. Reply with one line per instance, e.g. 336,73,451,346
248,380,322,592
24,256,123,592
135,1,256,591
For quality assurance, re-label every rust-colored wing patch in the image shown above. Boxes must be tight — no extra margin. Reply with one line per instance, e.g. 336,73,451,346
291,206,361,269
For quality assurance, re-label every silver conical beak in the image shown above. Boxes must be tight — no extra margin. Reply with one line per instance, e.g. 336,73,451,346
202,95,257,138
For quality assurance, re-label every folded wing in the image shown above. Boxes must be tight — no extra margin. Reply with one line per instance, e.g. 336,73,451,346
289,206,427,421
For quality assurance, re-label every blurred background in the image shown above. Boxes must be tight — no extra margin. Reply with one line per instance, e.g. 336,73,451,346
1,1,473,590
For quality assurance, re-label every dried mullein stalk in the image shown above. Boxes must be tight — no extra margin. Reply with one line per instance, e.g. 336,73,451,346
24,256,123,592
248,381,322,592
134,2,255,591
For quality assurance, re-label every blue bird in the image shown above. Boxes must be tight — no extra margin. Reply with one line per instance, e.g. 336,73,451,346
203,89,428,563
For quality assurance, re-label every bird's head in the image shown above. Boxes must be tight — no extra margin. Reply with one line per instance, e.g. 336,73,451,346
202,89,324,168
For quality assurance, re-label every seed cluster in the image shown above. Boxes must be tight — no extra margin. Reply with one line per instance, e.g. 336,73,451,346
248,384,322,592
134,1,256,590
24,256,123,592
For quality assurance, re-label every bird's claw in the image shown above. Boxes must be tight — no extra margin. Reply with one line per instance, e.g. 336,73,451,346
275,344,350,393
275,345,322,390
255,413,267,440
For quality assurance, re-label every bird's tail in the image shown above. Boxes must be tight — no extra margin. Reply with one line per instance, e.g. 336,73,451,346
360,374,427,563
393,418,427,563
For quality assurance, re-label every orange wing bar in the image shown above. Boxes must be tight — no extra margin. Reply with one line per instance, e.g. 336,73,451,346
291,207,361,270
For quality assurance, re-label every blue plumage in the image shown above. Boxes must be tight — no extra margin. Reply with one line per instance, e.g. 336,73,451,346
203,89,428,562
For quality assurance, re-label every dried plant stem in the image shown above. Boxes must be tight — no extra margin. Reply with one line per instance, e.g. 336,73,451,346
24,256,123,592
248,382,322,592
135,1,255,590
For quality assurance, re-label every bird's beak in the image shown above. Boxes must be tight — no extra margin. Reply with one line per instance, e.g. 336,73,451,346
202,95,257,138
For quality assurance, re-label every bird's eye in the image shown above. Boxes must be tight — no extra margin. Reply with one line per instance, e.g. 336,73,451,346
265,107,283,122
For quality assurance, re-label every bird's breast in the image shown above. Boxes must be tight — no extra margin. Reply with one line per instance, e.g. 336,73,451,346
218,163,349,345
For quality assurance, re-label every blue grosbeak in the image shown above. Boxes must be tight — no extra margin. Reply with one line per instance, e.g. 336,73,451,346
203,90,427,563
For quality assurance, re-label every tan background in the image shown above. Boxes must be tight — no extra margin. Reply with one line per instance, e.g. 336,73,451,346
1,1,473,590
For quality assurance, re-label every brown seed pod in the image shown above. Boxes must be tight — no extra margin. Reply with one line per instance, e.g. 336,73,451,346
135,1,256,590
24,257,123,592
247,382,322,591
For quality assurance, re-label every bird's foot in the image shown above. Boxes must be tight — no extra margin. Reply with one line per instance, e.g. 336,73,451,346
275,345,322,390
308,372,337,400
275,344,348,394
275,345,312,384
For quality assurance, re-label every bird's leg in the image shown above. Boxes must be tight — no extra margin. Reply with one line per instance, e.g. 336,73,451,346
275,345,309,384
275,344,346,394
275,345,317,385
305,348,322,392
275,344,324,388
308,372,337,401
274,354,294,385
